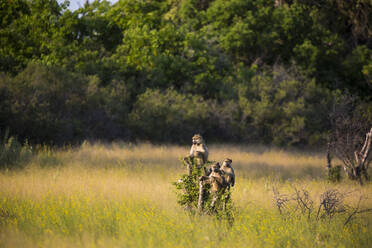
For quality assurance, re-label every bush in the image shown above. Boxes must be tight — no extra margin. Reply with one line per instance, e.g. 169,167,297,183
173,158,234,223
0,63,132,145
327,165,342,183
236,65,333,146
0,129,33,169
129,88,210,143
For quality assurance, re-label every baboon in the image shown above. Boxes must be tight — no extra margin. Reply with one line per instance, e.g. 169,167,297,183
184,134,209,175
208,162,227,193
220,158,235,189
199,162,228,209
189,134,208,165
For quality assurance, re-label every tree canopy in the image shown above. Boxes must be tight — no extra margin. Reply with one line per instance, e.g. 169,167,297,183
0,0,371,146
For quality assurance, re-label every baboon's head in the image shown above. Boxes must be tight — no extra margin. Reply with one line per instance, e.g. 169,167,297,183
211,162,220,172
222,158,232,167
192,134,203,145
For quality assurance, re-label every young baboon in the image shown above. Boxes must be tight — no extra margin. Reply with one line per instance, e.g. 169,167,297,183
220,158,235,189
199,162,228,209
208,162,227,193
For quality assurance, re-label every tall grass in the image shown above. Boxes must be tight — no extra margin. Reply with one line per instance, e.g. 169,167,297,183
0,131,33,169
0,143,371,247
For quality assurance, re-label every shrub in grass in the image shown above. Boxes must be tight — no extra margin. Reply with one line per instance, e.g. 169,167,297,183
327,165,342,183
0,130,33,169
173,158,234,223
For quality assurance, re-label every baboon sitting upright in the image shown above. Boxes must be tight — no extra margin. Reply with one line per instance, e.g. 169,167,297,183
184,134,209,175
220,158,235,189
199,162,228,209
208,162,227,193
189,134,208,165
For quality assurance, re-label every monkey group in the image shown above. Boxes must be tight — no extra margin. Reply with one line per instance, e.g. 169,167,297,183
186,134,235,210
199,159,235,208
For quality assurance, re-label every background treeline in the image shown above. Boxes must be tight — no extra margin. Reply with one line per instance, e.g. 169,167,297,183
0,0,371,146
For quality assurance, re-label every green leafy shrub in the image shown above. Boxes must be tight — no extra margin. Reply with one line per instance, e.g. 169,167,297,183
173,158,211,212
0,129,33,169
173,158,234,223
33,145,62,168
129,89,210,143
236,65,333,146
327,165,342,183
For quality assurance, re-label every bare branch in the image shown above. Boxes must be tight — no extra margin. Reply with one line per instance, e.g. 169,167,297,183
344,195,362,226
360,128,372,155
272,187,291,214
359,128,372,167
354,151,359,164
197,180,204,212
183,157,192,176
329,94,371,184
318,190,345,218
356,208,372,214
327,142,332,170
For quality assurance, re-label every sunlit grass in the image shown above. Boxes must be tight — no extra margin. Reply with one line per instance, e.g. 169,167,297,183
0,143,371,247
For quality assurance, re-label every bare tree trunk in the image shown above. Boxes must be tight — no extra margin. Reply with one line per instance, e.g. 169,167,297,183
210,193,218,209
355,127,372,185
198,180,204,212
327,142,332,169
183,157,192,176
333,127,371,185
326,142,333,177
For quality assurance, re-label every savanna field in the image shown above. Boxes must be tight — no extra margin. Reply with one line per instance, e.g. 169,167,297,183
1,0,372,247
1,143,371,248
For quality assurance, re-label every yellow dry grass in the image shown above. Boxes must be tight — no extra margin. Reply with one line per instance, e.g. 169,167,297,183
0,143,371,247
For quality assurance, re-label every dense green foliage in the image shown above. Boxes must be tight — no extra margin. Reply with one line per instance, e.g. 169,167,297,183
173,158,234,222
173,158,233,217
0,0,371,145
0,129,32,169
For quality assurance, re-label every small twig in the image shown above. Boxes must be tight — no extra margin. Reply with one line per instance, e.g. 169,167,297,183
316,204,322,220
344,194,372,226
272,187,291,214
183,157,192,176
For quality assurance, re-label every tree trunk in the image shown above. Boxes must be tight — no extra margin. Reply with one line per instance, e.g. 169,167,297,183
340,127,372,185
326,142,332,176
198,180,204,212
183,157,192,176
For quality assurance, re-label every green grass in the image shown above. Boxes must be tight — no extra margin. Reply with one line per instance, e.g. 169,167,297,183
0,143,371,247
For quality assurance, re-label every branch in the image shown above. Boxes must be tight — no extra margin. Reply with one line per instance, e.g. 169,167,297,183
359,127,372,167
340,156,354,168
360,127,372,155
344,193,372,226
344,196,362,226
357,208,372,214
183,157,192,176
272,187,291,214
327,142,332,169
354,151,359,164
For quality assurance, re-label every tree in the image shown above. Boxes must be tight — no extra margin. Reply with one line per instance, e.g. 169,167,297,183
330,95,372,185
